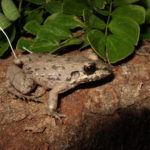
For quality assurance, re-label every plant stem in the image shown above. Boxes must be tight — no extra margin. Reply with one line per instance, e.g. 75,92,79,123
19,0,23,12
105,1,113,37
0,27,17,58
104,1,112,63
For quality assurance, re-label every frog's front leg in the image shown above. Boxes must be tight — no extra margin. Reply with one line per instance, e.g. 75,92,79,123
6,64,36,94
46,84,69,119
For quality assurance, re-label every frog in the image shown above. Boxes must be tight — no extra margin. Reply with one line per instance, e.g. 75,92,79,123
6,51,111,119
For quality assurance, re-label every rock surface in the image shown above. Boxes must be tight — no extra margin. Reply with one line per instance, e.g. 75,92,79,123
0,44,150,150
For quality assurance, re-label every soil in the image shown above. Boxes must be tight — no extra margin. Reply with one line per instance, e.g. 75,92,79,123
0,43,150,150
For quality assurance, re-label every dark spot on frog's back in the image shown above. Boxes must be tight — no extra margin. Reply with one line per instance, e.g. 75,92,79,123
35,68,40,71
38,55,42,58
40,75,45,78
27,70,33,74
28,57,32,62
48,76,60,81
26,66,32,70
52,65,65,70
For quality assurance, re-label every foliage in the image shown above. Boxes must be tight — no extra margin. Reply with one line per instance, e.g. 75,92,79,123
139,0,150,40
0,0,20,56
0,0,147,63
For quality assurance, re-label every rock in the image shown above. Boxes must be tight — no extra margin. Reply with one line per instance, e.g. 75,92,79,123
0,45,150,150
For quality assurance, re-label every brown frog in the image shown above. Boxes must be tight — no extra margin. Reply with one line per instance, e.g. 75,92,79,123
6,51,111,118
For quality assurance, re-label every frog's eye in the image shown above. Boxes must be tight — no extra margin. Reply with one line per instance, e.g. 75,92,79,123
83,63,96,75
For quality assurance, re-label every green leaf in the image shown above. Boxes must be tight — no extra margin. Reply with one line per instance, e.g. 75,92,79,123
21,12,85,53
29,29,60,52
113,0,140,6
30,38,59,53
61,38,83,47
80,31,90,49
94,0,107,9
44,13,84,29
1,0,20,21
16,37,34,50
80,41,89,49
43,13,84,40
0,13,11,29
24,20,42,35
86,21,138,63
43,24,72,40
83,9,106,29
36,29,60,42
17,32,60,53
63,0,89,16
146,0,150,8
109,17,140,45
106,34,134,63
45,1,62,13
87,29,106,60
0,40,9,56
25,9,44,24
0,27,16,56
112,5,145,24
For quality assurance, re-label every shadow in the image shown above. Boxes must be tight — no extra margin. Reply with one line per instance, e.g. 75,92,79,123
77,108,150,150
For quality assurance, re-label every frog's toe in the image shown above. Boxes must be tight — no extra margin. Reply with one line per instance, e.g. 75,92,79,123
53,113,67,120
47,111,67,120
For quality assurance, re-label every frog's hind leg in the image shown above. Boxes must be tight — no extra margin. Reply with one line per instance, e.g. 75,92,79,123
6,80,42,102
6,64,36,95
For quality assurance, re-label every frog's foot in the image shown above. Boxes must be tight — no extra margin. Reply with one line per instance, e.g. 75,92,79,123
31,86,46,98
47,111,66,120
45,104,66,119
46,87,68,119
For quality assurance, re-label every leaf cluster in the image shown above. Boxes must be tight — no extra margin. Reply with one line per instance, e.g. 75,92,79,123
139,0,150,40
0,0,147,63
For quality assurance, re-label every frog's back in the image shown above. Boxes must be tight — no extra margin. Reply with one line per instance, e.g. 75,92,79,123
22,54,88,89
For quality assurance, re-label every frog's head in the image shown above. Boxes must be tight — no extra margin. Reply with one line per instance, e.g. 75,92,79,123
69,57,112,85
